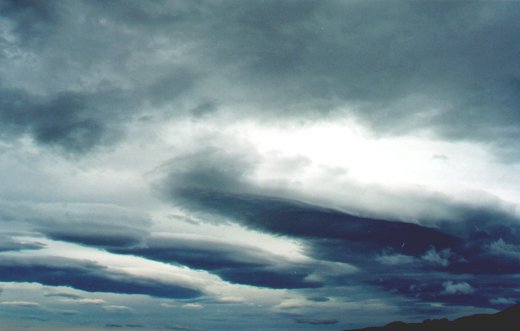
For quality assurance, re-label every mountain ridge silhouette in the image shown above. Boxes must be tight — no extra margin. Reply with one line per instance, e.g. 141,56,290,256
345,303,520,331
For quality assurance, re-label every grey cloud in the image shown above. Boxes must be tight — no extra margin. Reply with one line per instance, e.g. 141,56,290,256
0,235,44,252
159,151,460,260
0,301,41,308
0,1,199,155
0,88,131,154
2,1,520,158
0,255,201,299
0,0,62,45
108,235,323,289
0,201,151,248
307,296,330,303
157,147,257,196
158,148,520,308
41,224,145,248
167,325,206,331
110,235,276,270
105,324,144,329
44,292,83,300
137,0,520,157
293,317,338,325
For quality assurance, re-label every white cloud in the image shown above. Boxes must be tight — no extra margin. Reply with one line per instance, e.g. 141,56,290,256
490,297,516,305
376,253,415,266
274,297,309,310
76,298,107,305
181,303,203,310
422,247,451,267
442,281,474,295
488,239,520,260
0,301,40,308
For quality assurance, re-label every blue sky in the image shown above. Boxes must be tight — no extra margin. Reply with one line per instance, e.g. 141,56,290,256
1,1,520,330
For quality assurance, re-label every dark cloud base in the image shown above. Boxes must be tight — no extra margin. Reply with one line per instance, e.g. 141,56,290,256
0,257,201,299
165,184,520,309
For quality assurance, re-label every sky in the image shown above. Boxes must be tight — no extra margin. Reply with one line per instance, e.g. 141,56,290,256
1,0,520,330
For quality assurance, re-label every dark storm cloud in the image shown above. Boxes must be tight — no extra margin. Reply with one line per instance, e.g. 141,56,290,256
158,147,257,194
41,224,146,248
217,267,320,289
199,0,520,158
0,256,201,299
2,1,520,158
110,235,321,289
141,0,520,158
0,1,198,155
171,188,520,307
110,236,273,270
0,87,132,154
159,149,520,308
165,186,460,262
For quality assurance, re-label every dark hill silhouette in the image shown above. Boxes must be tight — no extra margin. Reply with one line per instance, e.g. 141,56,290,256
345,303,520,331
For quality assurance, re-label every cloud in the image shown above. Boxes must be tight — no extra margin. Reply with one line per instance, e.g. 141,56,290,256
489,297,516,306
44,292,83,300
0,256,201,299
105,324,143,329
42,224,146,249
47,293,107,305
76,298,107,305
167,326,206,331
56,309,80,316
488,239,520,260
376,253,416,266
156,147,520,306
0,300,40,308
0,201,151,249
2,1,520,159
293,317,339,325
421,247,452,267
274,298,309,310
103,305,133,313
1,1,520,327
181,303,203,310
307,296,330,303
0,88,131,154
165,187,459,262
0,235,45,252
110,234,323,289
442,281,475,295
110,234,272,271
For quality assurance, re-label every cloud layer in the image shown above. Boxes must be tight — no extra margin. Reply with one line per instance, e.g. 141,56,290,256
1,1,520,330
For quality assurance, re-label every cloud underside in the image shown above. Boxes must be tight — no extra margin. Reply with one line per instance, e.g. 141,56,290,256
1,0,520,325
164,190,520,307
0,0,520,159
151,149,520,308
12,150,519,307
0,256,201,299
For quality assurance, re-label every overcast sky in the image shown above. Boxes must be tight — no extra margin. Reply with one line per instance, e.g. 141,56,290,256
1,1,520,330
